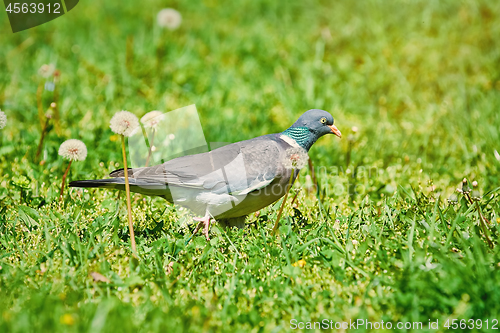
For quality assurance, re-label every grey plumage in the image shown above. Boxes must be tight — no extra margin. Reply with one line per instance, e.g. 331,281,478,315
70,109,341,232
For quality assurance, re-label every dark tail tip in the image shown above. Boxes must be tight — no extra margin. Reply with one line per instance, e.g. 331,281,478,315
69,179,118,188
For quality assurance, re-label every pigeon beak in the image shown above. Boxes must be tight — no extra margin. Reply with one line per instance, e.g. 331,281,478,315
328,124,342,138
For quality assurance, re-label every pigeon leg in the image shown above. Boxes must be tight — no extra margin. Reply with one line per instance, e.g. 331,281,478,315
192,211,212,240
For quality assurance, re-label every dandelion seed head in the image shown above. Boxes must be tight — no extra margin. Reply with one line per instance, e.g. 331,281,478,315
157,8,182,30
0,110,7,129
282,147,309,170
110,111,139,137
141,110,164,129
58,139,87,161
38,64,55,78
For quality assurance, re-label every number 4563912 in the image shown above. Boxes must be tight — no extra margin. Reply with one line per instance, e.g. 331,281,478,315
444,319,498,330
6,2,61,14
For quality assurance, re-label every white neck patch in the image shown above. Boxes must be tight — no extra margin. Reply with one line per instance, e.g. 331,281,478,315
280,134,300,148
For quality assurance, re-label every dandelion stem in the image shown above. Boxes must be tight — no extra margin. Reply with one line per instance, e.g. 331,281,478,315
37,82,44,125
464,192,474,205
59,160,72,201
145,129,156,167
53,96,61,136
290,189,301,207
35,116,50,162
121,135,137,254
272,171,294,236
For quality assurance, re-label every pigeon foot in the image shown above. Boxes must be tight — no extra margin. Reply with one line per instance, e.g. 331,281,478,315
192,211,212,240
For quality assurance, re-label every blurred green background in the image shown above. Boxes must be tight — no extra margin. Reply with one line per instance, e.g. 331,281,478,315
1,0,500,332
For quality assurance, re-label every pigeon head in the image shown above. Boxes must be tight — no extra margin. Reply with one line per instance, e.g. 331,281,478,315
282,109,341,150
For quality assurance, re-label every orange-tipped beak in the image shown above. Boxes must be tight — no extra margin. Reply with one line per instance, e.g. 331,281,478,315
328,124,342,138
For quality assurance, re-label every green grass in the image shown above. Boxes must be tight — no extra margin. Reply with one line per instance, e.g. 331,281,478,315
1,0,500,332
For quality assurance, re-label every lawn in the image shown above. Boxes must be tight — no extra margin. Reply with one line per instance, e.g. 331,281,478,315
1,0,500,332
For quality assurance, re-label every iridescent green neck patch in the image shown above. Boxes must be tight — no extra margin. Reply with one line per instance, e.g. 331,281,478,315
281,127,311,149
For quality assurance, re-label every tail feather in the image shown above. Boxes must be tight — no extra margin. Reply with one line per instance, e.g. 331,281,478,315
69,179,121,189
69,178,172,199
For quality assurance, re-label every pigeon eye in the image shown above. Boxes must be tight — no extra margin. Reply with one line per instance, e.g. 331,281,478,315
320,117,327,124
